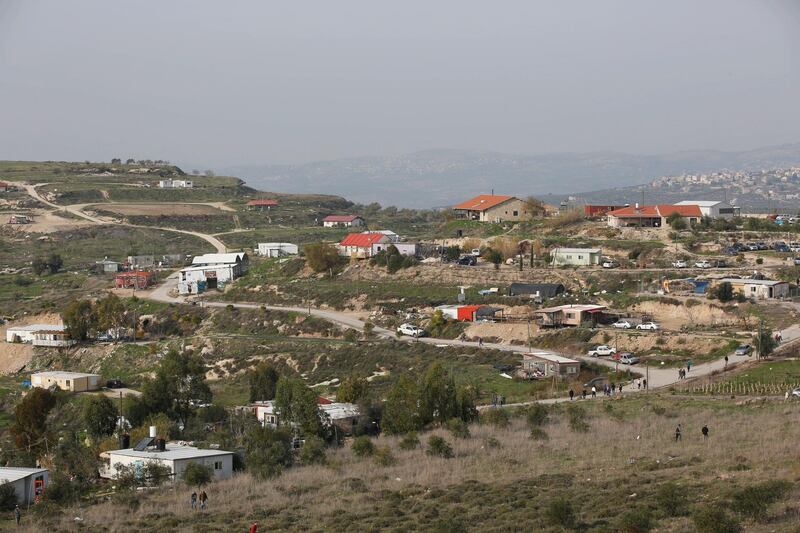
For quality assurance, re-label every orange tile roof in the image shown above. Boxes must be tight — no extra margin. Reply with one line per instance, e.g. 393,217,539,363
339,232,386,247
607,204,701,218
247,199,278,206
453,194,515,211
323,215,361,222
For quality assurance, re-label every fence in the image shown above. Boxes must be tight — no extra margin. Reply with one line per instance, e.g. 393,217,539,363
681,381,799,396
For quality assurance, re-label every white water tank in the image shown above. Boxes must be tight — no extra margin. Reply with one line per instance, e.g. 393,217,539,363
149,426,157,438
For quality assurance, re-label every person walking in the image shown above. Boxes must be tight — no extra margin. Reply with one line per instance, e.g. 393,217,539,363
591,386,597,398
199,490,207,510
724,355,728,370
643,379,647,390
675,424,682,441
609,382,615,396
250,522,259,533
191,491,197,510
701,425,709,440
618,382,623,394
569,389,574,401
581,389,587,400
478,336,483,347
636,379,641,390
14,505,20,526
687,359,693,372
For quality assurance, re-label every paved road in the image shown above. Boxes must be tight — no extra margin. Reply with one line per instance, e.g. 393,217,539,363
15,182,229,253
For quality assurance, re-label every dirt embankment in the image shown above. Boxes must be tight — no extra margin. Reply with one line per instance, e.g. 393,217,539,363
0,313,64,374
588,330,727,355
627,300,736,330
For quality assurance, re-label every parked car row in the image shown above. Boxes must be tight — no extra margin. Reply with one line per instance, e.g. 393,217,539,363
611,320,660,331
723,241,797,255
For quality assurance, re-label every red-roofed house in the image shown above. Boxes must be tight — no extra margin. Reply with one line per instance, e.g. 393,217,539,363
606,204,702,228
0,182,9,192
452,194,527,222
247,199,279,211
337,232,390,258
323,215,365,228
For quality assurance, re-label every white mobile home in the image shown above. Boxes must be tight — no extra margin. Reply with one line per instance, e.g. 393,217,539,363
0,468,48,505
550,248,602,267
256,242,299,257
105,444,234,481
6,324,68,344
31,371,101,392
674,200,740,219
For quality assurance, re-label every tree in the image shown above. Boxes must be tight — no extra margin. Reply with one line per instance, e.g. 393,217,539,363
0,484,17,511
419,362,457,426
182,462,213,486
244,426,293,479
125,158,135,165
31,254,63,276
337,376,369,403
95,293,128,336
304,242,341,273
11,388,56,452
139,349,212,429
754,323,777,359
714,282,734,302
248,362,279,402
482,248,503,270
442,245,461,262
111,158,121,165
63,299,98,341
666,212,687,230
83,395,118,438
274,377,324,437
382,374,421,434
524,196,547,219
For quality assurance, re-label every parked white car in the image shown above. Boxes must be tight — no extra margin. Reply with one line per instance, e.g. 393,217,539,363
397,323,426,337
470,248,481,257
694,260,712,269
602,260,619,269
587,345,617,357
636,322,660,331
612,320,632,329
672,260,687,268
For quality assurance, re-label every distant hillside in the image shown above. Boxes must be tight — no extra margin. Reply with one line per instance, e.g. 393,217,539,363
220,143,800,208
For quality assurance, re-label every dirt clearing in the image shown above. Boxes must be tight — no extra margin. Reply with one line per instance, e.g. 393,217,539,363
89,203,226,216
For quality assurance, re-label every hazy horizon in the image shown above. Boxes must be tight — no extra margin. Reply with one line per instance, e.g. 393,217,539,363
2,1,800,168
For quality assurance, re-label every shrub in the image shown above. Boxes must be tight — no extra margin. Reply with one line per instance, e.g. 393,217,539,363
0,483,16,511
530,427,549,441
730,480,792,520
567,404,589,432
427,436,454,459
373,446,396,467
351,436,375,457
617,507,653,532
526,404,549,428
299,436,327,465
692,505,742,533
483,436,502,449
656,482,687,516
398,433,420,450
545,497,576,528
445,418,470,439
755,257,763,265
182,462,213,486
481,408,509,428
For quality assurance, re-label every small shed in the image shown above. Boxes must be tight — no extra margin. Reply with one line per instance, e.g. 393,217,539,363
521,352,580,379
508,283,565,299
533,304,607,327
0,468,48,505
256,242,299,257
550,248,602,267
105,444,234,481
31,371,101,392
247,199,279,211
115,271,154,289
96,259,122,273
435,304,495,322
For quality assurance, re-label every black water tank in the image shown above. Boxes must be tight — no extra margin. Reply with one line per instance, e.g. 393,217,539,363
119,434,130,449
157,438,166,452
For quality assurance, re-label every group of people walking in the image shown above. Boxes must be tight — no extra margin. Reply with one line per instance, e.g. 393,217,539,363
675,424,709,441
190,490,208,510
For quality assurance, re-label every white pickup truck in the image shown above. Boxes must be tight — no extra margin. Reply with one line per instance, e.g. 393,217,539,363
587,345,617,357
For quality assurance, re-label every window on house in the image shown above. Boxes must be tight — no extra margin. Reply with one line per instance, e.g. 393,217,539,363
566,313,575,319
513,210,518,216
214,461,223,470
578,255,584,260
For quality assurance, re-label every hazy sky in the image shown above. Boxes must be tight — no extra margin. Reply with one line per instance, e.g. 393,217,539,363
1,0,799,166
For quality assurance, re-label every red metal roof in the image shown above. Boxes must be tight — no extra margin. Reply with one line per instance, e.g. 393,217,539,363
323,215,361,222
247,199,278,206
607,204,702,218
339,232,386,247
453,194,514,211
317,396,333,405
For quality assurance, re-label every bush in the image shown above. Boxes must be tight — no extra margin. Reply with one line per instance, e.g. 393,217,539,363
530,427,549,441
182,462,212,486
566,404,589,432
398,432,420,450
483,436,501,449
299,436,327,465
351,436,375,457
427,436,454,459
617,507,653,532
526,404,549,428
545,497,576,528
373,446,396,467
445,418,470,439
481,408,509,428
656,482,687,516
0,483,17,511
692,505,742,533
730,480,792,520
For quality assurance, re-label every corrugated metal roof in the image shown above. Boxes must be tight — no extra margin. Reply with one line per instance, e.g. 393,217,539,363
192,253,246,265
551,248,602,254
32,371,99,379
7,324,66,333
718,278,787,286
524,352,580,364
0,467,47,483
323,215,361,222
108,444,233,461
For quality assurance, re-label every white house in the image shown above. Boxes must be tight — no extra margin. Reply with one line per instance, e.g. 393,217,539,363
550,248,602,267
0,468,48,505
712,278,790,300
180,252,249,293
158,179,194,189
372,241,418,257
322,215,364,228
105,444,234,481
6,324,70,345
674,200,740,219
256,242,299,257
250,400,361,435
31,371,101,392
